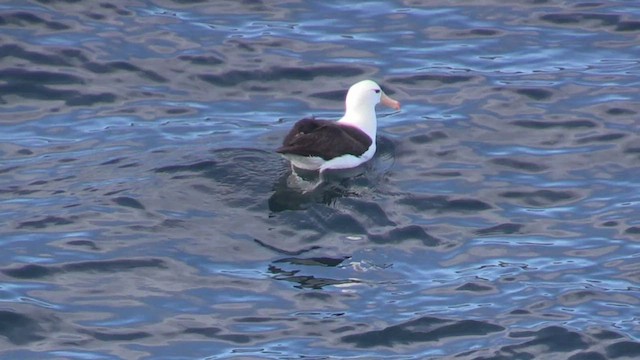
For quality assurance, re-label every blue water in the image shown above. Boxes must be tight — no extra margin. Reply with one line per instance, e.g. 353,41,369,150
1,1,640,359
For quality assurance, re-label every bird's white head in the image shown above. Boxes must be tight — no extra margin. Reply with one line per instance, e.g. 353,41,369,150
345,80,401,112
340,80,401,139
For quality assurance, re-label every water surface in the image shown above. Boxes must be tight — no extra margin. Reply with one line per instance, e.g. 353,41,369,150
1,0,640,359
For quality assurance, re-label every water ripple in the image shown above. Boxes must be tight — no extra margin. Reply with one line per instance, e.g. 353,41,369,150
1,0,639,358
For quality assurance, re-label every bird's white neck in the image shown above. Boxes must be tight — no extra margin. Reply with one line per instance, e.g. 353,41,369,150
338,105,377,140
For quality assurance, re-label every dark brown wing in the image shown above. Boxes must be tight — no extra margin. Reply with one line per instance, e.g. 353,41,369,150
276,118,372,160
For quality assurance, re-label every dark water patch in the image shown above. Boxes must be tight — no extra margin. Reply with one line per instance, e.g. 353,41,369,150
505,326,588,353
616,21,640,32
17,216,73,229
16,148,34,155
103,189,127,196
55,48,90,64
178,54,224,66
0,82,115,106
462,327,638,359
0,82,71,102
0,68,83,85
0,186,39,195
273,256,348,267
0,166,20,175
606,107,637,116
35,0,82,4
568,352,606,360
0,311,46,345
341,316,504,348
100,157,127,165
469,28,502,36
127,219,187,232
85,12,106,21
254,238,320,256
2,258,166,279
499,189,577,207
117,162,141,169
112,196,145,210
606,341,640,358
625,226,640,235
83,329,151,342
539,13,620,29
0,11,70,30
408,130,448,144
170,0,209,4
398,195,492,214
0,44,74,67
510,309,531,315
573,3,604,8
198,65,365,87
624,146,640,156
62,258,167,274
456,282,494,292
84,61,167,83
389,74,475,85
183,327,257,343
310,90,347,101
165,107,191,115
248,84,272,92
475,223,524,236
593,329,626,341
183,326,223,338
575,132,626,144
490,158,548,172
515,88,553,101
511,119,597,129
65,239,100,250
369,225,441,246
2,264,56,279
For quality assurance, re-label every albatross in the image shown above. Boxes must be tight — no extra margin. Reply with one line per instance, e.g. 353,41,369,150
277,80,401,180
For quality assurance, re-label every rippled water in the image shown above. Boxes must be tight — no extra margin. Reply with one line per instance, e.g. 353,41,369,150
2,0,640,359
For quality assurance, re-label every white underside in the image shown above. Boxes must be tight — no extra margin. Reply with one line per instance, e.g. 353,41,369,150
283,143,377,173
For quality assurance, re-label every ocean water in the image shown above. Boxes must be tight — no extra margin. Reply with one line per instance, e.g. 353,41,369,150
1,0,640,359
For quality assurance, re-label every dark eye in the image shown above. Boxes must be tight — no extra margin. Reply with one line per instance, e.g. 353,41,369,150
374,89,381,94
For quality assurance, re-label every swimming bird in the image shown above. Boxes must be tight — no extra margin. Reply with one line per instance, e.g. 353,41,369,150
276,80,401,178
